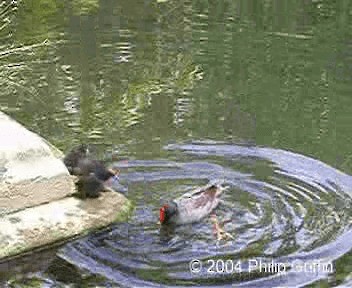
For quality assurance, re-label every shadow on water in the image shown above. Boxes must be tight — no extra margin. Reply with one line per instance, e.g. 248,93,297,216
2,142,352,287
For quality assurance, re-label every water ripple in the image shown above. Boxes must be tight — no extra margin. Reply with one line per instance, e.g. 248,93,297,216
55,142,352,287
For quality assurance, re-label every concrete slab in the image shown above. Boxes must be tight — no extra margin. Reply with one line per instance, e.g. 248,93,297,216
0,112,75,215
0,191,132,259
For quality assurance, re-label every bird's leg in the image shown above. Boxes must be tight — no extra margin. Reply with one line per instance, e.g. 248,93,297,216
210,214,233,241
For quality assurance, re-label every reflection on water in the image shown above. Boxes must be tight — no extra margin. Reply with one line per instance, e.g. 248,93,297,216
1,1,352,287
17,142,348,287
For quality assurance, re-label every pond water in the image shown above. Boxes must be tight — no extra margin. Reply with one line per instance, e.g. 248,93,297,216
1,0,352,287
50,142,352,288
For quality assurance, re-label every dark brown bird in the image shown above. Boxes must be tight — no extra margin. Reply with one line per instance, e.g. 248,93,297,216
63,144,90,175
64,145,119,199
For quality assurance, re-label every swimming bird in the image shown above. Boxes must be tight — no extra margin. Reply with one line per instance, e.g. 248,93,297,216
159,183,226,225
159,183,232,241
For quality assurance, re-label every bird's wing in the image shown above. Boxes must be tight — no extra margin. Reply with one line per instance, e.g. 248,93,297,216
176,185,219,208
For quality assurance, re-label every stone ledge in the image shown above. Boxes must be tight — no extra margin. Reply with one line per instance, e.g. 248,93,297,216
0,192,132,260
0,112,75,212
0,175,76,216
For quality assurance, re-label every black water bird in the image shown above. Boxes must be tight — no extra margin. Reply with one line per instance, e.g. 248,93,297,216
63,144,90,175
64,145,119,199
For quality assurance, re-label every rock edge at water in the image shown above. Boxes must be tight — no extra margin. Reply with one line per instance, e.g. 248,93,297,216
0,112,132,260
0,191,132,259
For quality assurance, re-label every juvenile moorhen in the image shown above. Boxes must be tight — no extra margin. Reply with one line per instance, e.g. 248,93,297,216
64,145,119,199
63,144,90,175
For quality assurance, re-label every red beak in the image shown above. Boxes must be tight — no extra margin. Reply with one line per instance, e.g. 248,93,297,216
159,207,165,223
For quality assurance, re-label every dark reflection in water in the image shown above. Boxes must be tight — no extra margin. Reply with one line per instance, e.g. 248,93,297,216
1,1,352,287
33,142,351,287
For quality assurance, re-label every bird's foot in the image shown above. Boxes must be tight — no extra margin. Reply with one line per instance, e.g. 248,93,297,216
216,226,234,241
210,214,233,241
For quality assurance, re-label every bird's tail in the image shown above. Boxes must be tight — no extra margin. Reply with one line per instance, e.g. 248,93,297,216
214,183,229,196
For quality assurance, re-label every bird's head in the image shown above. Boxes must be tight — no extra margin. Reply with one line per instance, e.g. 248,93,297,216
159,202,177,224
76,144,90,155
107,168,120,183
